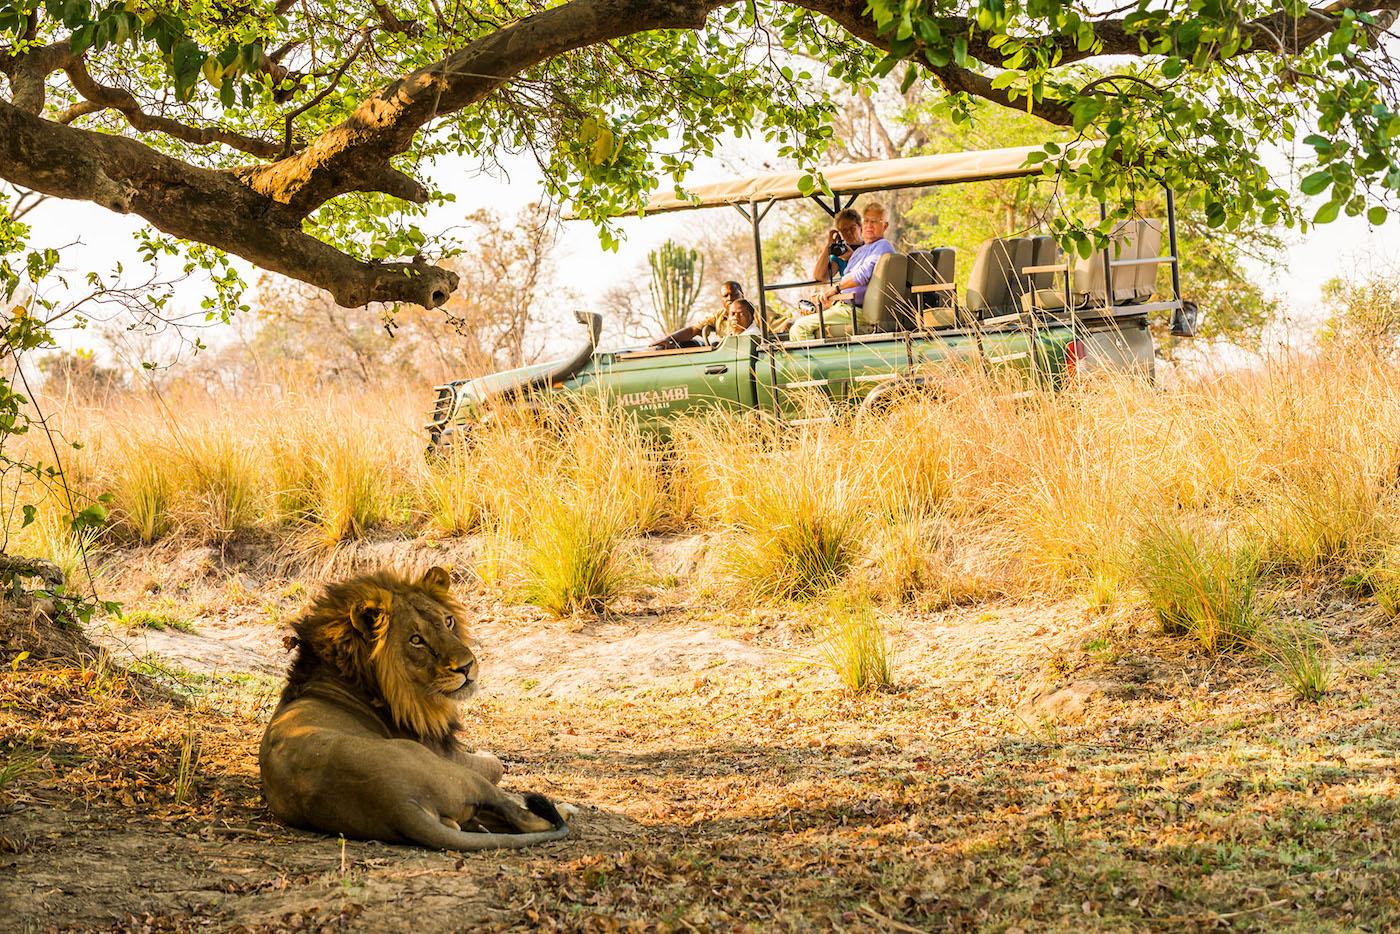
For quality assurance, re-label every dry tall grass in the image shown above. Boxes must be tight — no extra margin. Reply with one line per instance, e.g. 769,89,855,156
8,356,1400,636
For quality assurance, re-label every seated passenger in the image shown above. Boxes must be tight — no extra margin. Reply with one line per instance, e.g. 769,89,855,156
789,202,894,341
650,280,744,349
810,208,864,284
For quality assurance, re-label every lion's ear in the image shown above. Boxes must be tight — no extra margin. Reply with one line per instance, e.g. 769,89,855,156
349,595,389,640
420,566,452,592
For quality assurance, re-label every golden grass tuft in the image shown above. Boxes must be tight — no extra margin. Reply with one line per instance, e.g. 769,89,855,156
1133,519,1262,653
1253,621,1337,702
493,484,637,618
817,595,894,693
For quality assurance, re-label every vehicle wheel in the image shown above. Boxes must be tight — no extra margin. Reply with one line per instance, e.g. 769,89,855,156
857,378,940,419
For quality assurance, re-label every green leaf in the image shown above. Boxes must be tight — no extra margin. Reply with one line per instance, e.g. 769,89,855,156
899,65,918,95
1314,200,1341,224
797,173,815,196
1300,171,1333,196
1367,205,1388,225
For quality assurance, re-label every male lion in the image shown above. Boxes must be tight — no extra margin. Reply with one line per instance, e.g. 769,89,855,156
259,566,569,850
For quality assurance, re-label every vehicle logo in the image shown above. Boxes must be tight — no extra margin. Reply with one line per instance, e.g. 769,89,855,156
618,386,689,410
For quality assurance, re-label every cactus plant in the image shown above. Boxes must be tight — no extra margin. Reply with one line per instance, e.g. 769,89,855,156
647,240,705,333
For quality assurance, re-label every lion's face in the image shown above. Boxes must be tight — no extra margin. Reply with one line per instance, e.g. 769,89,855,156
289,565,480,739
381,586,479,701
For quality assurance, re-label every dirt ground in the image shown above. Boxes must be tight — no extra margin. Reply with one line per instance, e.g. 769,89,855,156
2,538,1399,932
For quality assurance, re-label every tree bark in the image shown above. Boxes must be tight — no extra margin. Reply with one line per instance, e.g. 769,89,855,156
0,100,459,308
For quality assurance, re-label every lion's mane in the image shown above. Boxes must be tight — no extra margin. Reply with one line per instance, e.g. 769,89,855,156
280,569,468,743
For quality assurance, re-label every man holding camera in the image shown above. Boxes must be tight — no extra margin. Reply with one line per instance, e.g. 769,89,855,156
790,202,894,341
809,208,863,283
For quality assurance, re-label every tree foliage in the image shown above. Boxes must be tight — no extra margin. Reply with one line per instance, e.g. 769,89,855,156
0,0,1394,312
1318,263,1400,358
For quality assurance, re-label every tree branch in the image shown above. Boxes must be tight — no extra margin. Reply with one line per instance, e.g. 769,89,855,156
791,0,1400,126
63,58,285,159
238,0,716,215
0,40,74,114
0,98,457,308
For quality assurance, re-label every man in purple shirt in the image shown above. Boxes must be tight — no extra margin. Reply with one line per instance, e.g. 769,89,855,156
790,202,894,340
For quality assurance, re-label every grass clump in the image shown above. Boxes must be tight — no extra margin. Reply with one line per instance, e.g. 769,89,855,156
305,434,395,546
713,429,867,603
505,487,635,617
110,450,174,544
419,444,482,536
817,596,894,693
1134,520,1262,653
178,428,263,541
123,600,196,633
1253,621,1336,702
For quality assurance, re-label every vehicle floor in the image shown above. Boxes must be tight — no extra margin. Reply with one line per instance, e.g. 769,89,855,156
1,536,1398,932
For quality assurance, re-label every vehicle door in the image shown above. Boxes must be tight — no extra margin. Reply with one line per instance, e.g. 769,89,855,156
758,335,910,420
599,336,746,428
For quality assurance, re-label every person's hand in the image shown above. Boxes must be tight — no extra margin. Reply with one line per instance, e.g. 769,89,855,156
825,228,840,245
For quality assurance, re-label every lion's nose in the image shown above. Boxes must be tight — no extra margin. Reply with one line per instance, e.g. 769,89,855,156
453,658,477,679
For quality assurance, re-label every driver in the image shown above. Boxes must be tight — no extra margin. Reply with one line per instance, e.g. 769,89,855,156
650,280,746,349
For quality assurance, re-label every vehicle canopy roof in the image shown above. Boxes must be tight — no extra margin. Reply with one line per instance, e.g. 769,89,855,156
619,144,1046,217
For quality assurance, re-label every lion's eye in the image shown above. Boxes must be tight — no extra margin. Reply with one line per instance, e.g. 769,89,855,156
444,615,455,630
409,635,425,646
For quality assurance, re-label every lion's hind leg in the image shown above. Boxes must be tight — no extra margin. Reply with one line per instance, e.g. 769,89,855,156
394,765,568,852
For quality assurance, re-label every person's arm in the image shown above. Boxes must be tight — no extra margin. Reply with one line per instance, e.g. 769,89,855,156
649,308,718,349
809,229,847,282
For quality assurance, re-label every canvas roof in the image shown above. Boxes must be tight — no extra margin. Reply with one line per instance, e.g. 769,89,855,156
617,144,1046,217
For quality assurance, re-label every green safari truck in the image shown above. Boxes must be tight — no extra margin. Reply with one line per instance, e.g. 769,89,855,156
426,145,1194,448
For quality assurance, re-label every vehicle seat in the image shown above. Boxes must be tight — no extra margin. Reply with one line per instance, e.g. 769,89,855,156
1133,218,1163,301
908,247,956,329
1072,219,1139,308
1020,236,1066,310
965,237,1032,319
857,252,912,334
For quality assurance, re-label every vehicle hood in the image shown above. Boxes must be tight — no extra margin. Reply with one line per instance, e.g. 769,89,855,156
456,358,568,407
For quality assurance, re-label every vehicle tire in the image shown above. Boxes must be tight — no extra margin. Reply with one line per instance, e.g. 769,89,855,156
857,377,940,419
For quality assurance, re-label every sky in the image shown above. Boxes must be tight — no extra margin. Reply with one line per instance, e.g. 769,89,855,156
17,135,1400,368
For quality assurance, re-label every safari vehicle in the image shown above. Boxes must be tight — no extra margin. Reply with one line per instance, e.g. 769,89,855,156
425,145,1196,448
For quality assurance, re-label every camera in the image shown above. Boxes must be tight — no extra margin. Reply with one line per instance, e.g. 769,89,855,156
828,233,847,258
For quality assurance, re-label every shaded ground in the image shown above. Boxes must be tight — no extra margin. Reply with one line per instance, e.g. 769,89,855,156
2,541,1400,931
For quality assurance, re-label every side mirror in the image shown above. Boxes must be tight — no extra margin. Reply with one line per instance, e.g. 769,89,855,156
1170,300,1199,338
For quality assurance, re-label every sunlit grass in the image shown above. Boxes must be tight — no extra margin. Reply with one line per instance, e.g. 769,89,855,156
12,356,1400,635
1134,519,1262,653
1253,621,1336,703
109,445,175,544
817,595,894,693
176,426,263,541
499,484,636,617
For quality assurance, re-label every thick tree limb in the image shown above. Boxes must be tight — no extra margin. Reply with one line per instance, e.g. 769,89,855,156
0,40,73,114
240,0,717,214
0,99,458,308
63,59,285,159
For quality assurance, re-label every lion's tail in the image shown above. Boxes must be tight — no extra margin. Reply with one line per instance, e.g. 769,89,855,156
400,794,572,852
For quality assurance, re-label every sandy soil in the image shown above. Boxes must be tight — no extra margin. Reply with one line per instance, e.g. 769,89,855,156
3,538,1399,931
